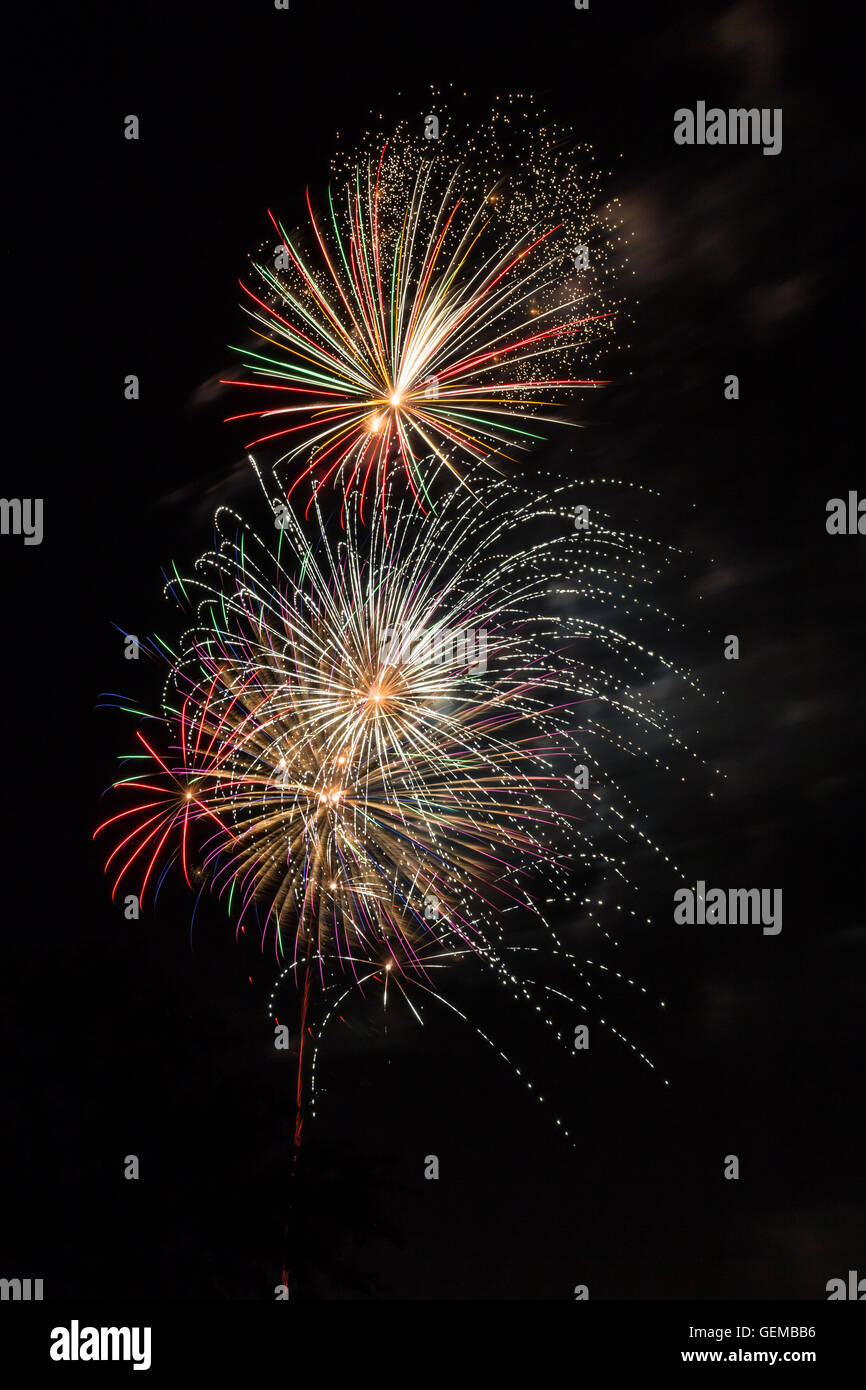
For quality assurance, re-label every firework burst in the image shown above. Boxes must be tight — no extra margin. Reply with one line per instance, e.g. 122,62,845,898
97,459,717,1128
223,98,624,515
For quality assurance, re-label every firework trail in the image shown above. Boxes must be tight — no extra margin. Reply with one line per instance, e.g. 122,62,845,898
222,97,624,515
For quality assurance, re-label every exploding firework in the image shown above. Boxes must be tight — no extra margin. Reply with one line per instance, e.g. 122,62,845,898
222,96,624,515
97,459,717,1131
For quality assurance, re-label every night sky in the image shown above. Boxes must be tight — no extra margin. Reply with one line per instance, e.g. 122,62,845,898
2,0,862,1303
